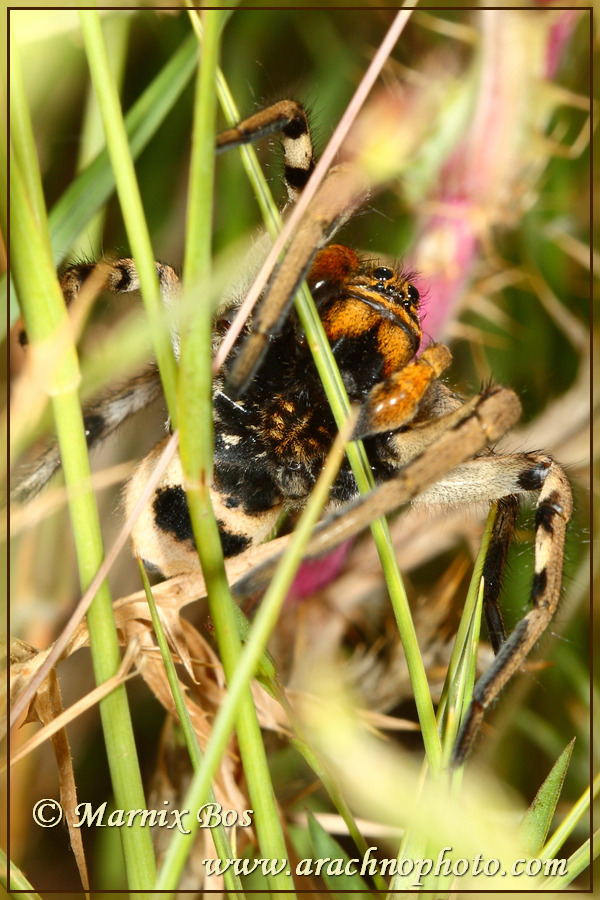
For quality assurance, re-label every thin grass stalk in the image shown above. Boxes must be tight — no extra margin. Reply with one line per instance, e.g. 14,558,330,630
10,150,156,892
436,505,497,753
446,579,484,783
9,22,49,240
48,32,198,269
155,401,356,894
537,830,598,890
1,846,43,898
388,512,492,893
296,292,442,770
177,9,294,893
137,561,245,896
73,15,131,257
526,827,597,892
78,9,178,424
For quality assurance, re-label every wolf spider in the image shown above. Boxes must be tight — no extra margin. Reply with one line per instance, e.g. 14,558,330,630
13,100,572,764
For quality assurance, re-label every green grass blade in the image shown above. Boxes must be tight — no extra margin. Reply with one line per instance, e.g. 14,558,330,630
49,32,198,268
9,21,50,242
534,829,597,890
435,503,497,760
307,811,370,894
137,560,245,896
518,738,575,855
78,9,178,423
174,9,294,894
71,14,131,258
1,846,43,898
540,769,599,860
10,147,156,893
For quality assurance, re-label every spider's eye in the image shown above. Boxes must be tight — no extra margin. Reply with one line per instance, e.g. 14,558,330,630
372,266,394,281
406,284,419,305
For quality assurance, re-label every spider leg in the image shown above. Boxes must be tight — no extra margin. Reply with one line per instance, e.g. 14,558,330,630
216,99,315,202
11,367,162,504
451,457,572,765
12,260,177,503
354,343,453,438
481,496,520,652
59,258,180,309
404,449,572,763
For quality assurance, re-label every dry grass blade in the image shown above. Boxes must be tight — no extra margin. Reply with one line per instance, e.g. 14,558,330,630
9,639,90,892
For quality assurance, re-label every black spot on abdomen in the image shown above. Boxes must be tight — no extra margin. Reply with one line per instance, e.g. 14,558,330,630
153,485,251,558
153,485,194,543
217,525,251,558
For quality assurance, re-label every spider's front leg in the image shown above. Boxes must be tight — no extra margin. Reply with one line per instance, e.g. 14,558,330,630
11,259,178,504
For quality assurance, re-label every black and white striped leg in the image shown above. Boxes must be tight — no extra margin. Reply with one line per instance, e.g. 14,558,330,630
11,259,178,503
10,367,163,504
452,457,572,765
215,99,315,201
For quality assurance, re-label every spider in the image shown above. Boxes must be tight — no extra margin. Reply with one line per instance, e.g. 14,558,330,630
13,100,572,765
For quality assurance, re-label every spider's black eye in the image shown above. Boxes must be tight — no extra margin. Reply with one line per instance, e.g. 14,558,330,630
372,266,394,281
406,284,419,304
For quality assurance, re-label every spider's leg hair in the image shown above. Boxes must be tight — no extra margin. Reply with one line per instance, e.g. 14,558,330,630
11,367,163,504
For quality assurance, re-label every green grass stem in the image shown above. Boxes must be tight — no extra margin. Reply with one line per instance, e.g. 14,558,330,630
155,401,355,895
9,22,49,242
173,9,294,893
48,32,197,270
1,845,43,898
137,559,245,895
72,14,131,257
78,9,179,424
436,504,497,764
10,147,156,892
